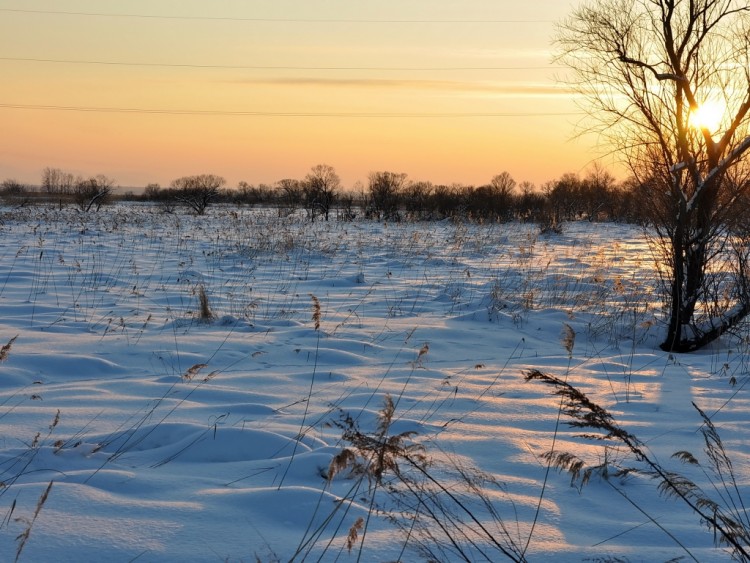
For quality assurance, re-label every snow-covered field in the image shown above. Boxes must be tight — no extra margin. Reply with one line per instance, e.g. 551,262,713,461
0,204,747,562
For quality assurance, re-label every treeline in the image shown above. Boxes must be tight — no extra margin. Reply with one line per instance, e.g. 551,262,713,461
2,164,653,225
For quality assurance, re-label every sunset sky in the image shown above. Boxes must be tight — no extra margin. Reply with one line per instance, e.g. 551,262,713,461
0,1,604,190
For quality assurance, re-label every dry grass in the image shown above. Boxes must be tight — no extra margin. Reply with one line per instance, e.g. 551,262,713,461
182,363,208,382
561,323,576,358
415,342,430,367
0,335,17,362
527,368,750,562
14,481,53,563
309,293,321,331
345,517,364,553
0,204,730,561
197,285,213,321
317,395,528,562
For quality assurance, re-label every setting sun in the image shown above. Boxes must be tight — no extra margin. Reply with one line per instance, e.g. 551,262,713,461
690,100,725,132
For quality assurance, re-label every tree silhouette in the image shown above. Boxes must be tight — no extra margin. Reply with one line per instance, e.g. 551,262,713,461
303,164,340,222
170,174,225,215
367,171,407,221
557,0,750,351
73,175,115,212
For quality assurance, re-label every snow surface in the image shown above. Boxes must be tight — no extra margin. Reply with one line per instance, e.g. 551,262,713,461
0,204,747,562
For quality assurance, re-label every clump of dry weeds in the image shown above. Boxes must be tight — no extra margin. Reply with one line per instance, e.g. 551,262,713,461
197,285,213,321
0,335,18,362
527,368,750,562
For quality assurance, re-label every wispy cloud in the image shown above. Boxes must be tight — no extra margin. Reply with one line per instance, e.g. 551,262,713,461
232,77,573,97
456,47,553,61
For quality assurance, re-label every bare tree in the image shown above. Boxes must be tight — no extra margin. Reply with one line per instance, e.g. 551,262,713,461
367,171,407,220
234,181,272,206
430,184,463,219
143,183,161,201
276,178,303,216
490,171,516,197
337,192,358,221
402,181,433,220
557,0,750,352
303,164,340,221
41,167,75,195
581,163,618,221
517,181,545,222
485,171,517,220
171,174,225,215
1,179,26,196
1,179,27,206
73,175,115,212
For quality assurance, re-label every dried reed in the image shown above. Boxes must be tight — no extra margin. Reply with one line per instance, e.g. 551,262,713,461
0,335,18,362
14,481,53,562
197,285,213,321
309,293,321,331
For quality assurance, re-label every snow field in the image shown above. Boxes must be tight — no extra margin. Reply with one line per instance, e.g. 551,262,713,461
0,205,747,562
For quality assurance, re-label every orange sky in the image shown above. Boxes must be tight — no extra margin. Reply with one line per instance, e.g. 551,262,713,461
0,1,608,190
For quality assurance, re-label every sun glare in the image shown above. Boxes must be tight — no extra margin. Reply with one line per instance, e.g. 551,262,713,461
689,101,725,132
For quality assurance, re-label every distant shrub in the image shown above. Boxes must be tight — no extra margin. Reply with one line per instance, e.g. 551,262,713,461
73,175,115,212
171,174,226,215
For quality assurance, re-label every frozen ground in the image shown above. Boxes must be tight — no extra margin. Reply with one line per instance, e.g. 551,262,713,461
0,204,747,562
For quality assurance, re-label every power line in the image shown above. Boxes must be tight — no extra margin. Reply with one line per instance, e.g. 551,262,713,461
0,102,582,118
0,8,553,24
0,56,556,72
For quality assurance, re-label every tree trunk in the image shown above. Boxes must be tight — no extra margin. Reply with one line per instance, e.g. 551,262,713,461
660,177,750,351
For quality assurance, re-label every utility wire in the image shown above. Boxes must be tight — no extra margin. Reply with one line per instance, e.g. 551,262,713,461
0,8,553,24
0,56,557,72
0,102,582,118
